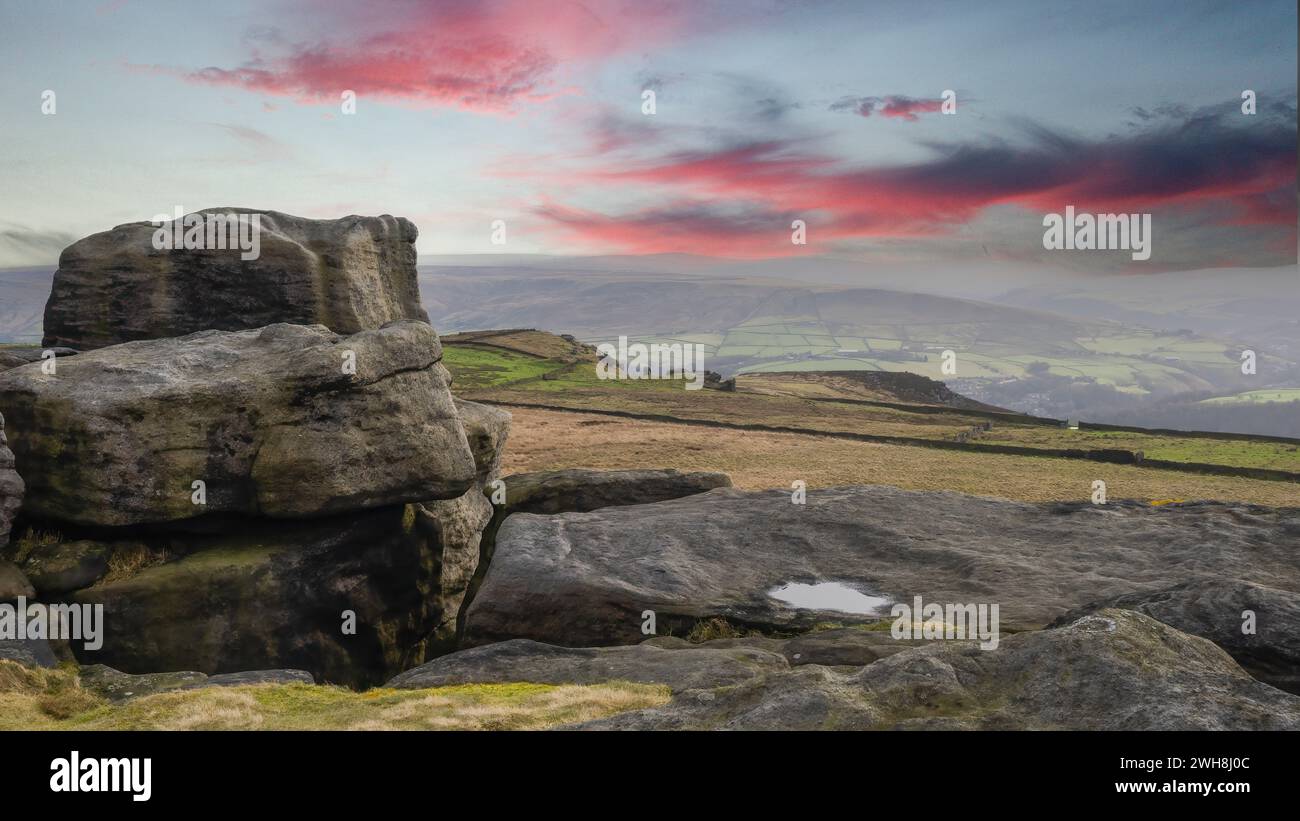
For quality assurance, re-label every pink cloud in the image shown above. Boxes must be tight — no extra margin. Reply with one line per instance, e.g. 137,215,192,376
831,95,947,121
530,114,1297,256
149,0,714,112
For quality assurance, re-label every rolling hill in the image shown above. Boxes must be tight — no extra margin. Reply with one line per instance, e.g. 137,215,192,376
438,330,1300,505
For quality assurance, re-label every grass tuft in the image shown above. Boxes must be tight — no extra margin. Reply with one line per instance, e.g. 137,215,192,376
685,617,755,643
9,528,62,565
100,543,172,584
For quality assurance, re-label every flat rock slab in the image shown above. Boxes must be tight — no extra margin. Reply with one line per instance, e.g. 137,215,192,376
42,210,427,350
386,637,788,692
0,321,475,526
463,485,1300,647
576,610,1300,730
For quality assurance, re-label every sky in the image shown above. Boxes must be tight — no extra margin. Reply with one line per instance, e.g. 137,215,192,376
0,0,1295,271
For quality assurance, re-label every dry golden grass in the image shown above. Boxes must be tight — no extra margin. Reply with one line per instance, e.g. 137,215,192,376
0,660,71,697
0,660,667,731
339,683,661,731
7,528,61,565
0,661,104,725
500,407,1300,506
471,385,976,440
685,617,755,642
99,542,172,585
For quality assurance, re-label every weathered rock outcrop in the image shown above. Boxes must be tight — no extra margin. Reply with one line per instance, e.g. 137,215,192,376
1050,579,1300,694
0,411,21,548
574,610,1300,730
2,212,516,689
42,210,427,350
0,321,475,526
463,486,1300,648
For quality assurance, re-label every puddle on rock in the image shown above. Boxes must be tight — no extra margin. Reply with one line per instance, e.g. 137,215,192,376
767,581,892,615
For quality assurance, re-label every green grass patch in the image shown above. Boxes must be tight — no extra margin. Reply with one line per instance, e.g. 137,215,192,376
1201,390,1300,405
441,344,563,389
981,427,1300,472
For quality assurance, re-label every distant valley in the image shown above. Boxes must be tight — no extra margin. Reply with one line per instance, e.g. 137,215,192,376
416,258,1300,437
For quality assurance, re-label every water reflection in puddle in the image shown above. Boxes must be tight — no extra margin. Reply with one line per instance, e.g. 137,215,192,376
767,582,892,615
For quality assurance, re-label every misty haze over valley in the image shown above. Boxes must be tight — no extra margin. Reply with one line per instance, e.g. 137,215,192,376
5,255,1297,436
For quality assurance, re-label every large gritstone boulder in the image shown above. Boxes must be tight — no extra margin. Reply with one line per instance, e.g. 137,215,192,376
0,321,476,526
5,211,517,687
41,210,427,350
